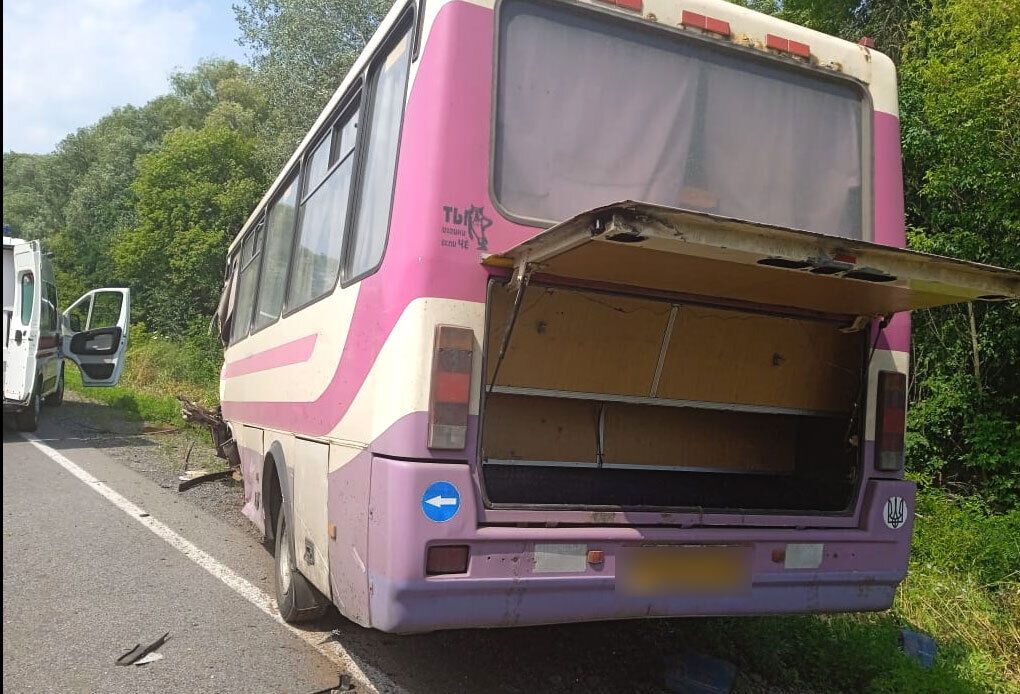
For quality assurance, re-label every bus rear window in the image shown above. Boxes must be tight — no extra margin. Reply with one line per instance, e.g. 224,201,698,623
494,0,867,239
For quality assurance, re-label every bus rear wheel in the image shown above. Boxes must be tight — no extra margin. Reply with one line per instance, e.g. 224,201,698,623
274,505,328,623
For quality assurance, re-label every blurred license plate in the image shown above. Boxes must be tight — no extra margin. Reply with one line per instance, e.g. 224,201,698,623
619,546,749,595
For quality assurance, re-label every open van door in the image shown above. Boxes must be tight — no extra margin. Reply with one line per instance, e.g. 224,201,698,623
61,288,131,386
3,241,40,404
484,201,1020,317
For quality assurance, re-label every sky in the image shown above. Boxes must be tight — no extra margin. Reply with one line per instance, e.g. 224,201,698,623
2,0,248,154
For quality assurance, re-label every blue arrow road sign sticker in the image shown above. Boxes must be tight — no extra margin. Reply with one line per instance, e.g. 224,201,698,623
421,481,461,522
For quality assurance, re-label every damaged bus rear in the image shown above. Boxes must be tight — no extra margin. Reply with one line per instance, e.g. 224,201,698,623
218,0,1019,632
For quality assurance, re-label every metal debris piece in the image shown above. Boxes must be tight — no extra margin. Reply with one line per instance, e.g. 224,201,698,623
664,651,737,694
134,652,164,666
900,628,937,669
115,631,171,666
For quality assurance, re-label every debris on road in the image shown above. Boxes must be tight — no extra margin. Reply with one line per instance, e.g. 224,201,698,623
177,468,234,492
899,628,937,669
115,631,171,666
310,673,356,693
133,652,164,666
177,396,240,468
664,651,737,694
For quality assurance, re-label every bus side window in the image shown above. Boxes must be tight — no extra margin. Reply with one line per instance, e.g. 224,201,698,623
253,173,300,332
345,28,412,283
287,99,360,311
231,219,265,344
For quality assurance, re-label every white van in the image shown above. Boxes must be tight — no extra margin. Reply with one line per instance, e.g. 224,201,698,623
3,232,131,431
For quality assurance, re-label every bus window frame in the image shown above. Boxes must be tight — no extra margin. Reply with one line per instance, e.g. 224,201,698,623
249,168,302,338
281,90,364,319
229,213,267,345
487,0,875,242
340,11,415,288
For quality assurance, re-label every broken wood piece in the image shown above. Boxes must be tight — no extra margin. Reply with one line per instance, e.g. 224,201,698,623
177,468,234,492
115,631,171,666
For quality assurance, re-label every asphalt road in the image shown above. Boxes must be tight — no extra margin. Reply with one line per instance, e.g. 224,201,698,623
2,431,344,694
2,398,758,694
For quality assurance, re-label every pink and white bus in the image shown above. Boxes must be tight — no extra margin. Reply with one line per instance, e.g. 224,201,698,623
215,0,1019,631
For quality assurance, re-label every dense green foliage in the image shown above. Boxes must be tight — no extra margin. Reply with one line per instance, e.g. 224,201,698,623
235,0,392,169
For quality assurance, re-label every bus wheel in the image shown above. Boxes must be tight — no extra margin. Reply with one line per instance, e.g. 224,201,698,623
16,389,41,432
45,367,64,407
274,504,328,623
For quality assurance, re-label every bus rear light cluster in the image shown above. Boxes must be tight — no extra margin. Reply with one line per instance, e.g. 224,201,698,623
427,325,474,450
680,10,731,37
875,371,906,472
765,33,811,59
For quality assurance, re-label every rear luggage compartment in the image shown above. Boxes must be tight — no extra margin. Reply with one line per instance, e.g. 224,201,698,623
476,202,1019,515
480,283,866,513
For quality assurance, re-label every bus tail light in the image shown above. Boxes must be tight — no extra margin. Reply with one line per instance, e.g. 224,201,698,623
875,371,906,471
427,325,474,449
426,545,469,575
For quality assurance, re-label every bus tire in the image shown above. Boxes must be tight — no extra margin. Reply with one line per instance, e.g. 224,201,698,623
274,504,328,623
16,388,41,432
45,366,64,407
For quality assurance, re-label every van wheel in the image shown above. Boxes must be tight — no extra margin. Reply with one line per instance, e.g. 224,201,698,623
16,390,41,432
45,368,64,407
274,505,328,623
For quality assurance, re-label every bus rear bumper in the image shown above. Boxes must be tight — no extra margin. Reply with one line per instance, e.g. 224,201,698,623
362,458,915,633
370,569,903,633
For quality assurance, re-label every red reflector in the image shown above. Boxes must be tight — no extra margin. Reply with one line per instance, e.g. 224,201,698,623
428,325,474,450
766,33,810,59
593,0,643,11
587,550,605,565
681,10,731,37
875,371,906,472
426,545,469,575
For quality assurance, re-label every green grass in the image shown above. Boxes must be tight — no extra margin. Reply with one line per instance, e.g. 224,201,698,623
64,326,220,428
674,490,1020,693
65,365,185,426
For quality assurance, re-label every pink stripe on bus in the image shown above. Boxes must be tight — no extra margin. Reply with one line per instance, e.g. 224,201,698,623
222,333,318,378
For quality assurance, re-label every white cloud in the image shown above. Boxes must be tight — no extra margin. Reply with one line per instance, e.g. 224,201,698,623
2,0,244,153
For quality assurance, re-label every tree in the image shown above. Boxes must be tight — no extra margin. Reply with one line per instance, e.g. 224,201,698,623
234,0,392,167
113,125,266,335
897,0,1020,507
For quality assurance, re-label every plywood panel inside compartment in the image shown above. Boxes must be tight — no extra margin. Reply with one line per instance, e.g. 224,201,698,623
602,402,797,473
486,285,670,396
483,393,598,463
656,305,861,413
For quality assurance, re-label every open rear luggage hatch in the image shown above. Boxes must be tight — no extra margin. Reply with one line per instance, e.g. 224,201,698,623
484,201,1020,317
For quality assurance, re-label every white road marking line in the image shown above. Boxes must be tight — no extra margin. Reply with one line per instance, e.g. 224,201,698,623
21,433,401,694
